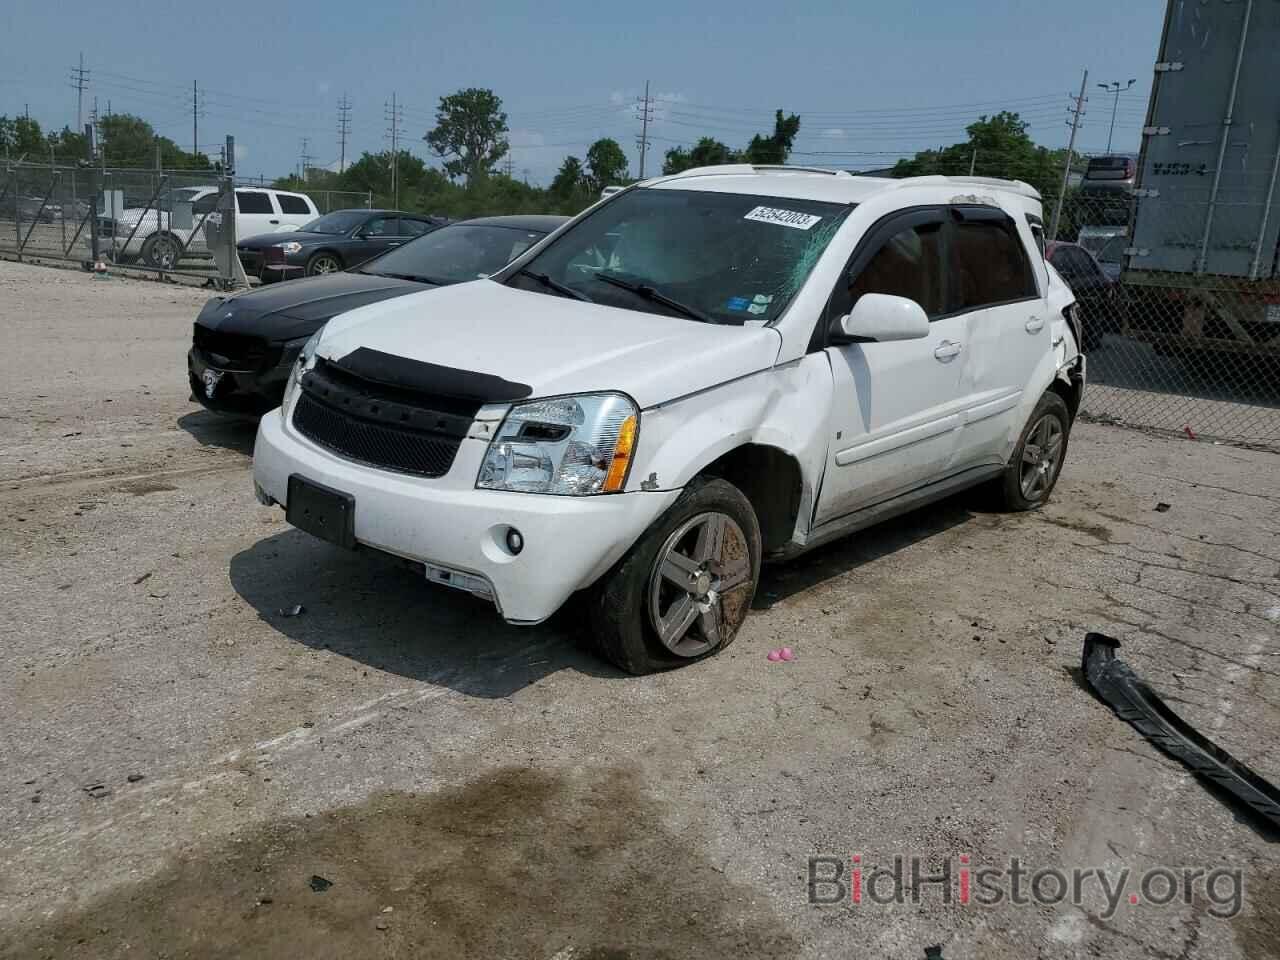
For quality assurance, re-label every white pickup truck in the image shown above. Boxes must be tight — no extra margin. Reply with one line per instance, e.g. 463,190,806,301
93,186,317,268
253,165,1084,673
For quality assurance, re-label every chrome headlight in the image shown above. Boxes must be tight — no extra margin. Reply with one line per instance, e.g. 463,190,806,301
277,241,303,255
281,330,322,408
476,393,638,495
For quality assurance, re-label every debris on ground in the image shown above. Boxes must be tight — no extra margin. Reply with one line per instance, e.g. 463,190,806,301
308,875,333,892
766,647,795,662
126,773,144,783
1154,502,1171,513
1082,632,1280,833
83,782,111,800
133,571,153,585
278,604,305,617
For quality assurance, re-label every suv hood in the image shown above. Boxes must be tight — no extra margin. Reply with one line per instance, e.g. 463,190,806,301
196,272,425,343
318,280,782,409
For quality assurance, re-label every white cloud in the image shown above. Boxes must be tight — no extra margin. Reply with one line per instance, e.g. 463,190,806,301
820,128,847,140
509,129,546,149
317,81,331,96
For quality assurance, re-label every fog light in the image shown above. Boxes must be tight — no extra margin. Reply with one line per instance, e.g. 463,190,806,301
506,528,524,555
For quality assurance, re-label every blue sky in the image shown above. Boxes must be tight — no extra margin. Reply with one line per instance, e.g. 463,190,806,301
2,0,1163,184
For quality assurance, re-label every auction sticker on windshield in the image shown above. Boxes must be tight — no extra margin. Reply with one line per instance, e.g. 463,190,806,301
743,206,824,230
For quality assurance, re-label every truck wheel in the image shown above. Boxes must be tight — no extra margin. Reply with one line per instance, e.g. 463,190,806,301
996,392,1071,511
141,232,181,269
586,476,761,675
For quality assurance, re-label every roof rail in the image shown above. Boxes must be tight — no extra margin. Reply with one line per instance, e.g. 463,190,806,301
897,175,1041,200
658,163,851,182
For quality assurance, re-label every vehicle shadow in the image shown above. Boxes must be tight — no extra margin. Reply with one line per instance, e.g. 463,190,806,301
177,409,259,455
228,528,624,698
754,492,978,608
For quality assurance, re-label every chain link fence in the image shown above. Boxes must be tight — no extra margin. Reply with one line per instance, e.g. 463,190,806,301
1045,190,1280,451
1,159,239,286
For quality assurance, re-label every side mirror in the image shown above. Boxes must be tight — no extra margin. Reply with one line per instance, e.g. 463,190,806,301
835,293,930,343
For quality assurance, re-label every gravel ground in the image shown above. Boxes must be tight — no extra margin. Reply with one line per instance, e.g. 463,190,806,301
1,259,1278,959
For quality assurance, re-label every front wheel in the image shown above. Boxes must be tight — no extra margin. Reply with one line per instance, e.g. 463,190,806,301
141,233,181,269
306,252,342,276
996,392,1071,511
585,476,762,674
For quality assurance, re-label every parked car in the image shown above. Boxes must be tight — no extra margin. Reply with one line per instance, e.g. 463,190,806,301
252,166,1083,674
90,187,318,269
189,215,566,415
236,209,448,282
1046,240,1117,350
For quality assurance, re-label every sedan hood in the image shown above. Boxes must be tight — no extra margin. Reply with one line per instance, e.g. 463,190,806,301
318,280,782,408
195,272,425,343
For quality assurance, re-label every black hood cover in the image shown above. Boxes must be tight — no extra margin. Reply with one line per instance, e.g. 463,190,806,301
194,272,421,343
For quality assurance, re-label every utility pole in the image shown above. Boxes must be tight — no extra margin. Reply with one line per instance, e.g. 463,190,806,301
635,80,654,179
299,138,315,181
502,156,514,178
384,93,403,208
70,53,90,131
337,94,352,174
1098,78,1137,154
969,148,977,175
192,81,200,156
1050,69,1088,242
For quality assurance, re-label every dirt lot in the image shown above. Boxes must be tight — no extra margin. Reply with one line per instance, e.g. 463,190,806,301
1,259,1278,959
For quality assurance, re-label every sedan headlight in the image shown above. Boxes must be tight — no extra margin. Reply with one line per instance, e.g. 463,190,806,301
477,393,638,495
281,330,322,408
276,241,303,255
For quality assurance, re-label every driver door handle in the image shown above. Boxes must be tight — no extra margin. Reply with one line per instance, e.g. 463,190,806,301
934,340,963,362
1025,316,1045,334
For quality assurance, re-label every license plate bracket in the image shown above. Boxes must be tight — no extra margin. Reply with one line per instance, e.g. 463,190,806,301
286,474,355,549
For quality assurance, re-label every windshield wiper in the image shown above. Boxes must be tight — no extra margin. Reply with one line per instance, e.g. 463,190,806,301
364,271,445,285
516,268,592,302
590,273,733,326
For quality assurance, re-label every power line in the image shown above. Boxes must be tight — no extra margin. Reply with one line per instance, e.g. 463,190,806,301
337,94,352,173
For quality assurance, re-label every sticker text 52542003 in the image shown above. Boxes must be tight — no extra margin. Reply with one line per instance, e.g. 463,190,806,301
743,206,824,230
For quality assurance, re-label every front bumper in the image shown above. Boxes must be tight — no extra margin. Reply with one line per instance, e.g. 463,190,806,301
188,346,294,417
252,407,680,623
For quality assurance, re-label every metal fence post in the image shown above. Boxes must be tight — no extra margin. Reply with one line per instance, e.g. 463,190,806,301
86,123,99,266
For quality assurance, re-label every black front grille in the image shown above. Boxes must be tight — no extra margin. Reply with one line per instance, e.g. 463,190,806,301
237,247,263,275
291,359,477,477
193,324,278,372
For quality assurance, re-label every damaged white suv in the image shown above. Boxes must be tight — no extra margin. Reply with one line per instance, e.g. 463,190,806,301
253,165,1083,673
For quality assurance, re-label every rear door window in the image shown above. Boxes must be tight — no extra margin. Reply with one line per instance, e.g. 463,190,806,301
949,212,1037,311
236,191,274,214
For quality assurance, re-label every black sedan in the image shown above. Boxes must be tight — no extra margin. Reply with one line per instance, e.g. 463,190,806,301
1046,241,1119,352
189,214,568,415
236,209,447,283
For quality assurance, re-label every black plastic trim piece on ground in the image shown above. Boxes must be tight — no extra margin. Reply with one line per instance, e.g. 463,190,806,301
1082,632,1280,835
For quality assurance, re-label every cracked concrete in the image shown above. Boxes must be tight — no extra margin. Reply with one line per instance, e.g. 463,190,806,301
1,260,1278,958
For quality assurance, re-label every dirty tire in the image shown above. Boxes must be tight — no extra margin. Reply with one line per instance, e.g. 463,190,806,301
306,252,343,276
586,476,761,675
141,233,180,270
996,391,1071,511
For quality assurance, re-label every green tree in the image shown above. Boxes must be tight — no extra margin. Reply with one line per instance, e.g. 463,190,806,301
662,136,736,175
96,113,211,169
585,138,628,192
891,112,1061,196
0,115,48,160
425,88,509,185
741,110,801,165
550,156,585,196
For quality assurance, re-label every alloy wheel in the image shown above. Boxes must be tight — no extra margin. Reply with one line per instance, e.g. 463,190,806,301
1020,414,1065,500
647,511,754,658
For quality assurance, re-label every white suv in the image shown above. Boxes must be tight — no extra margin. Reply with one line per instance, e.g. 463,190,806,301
93,187,318,268
253,165,1084,674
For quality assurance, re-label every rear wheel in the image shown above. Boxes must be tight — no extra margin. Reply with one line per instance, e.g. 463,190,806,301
306,252,342,276
141,232,181,269
996,392,1071,511
586,476,761,674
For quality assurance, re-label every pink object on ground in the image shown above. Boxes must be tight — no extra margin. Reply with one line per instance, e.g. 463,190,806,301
780,647,795,661
766,650,783,662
